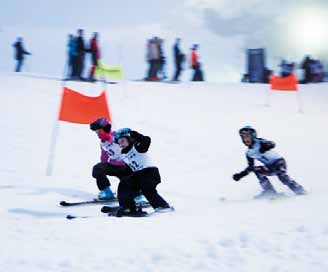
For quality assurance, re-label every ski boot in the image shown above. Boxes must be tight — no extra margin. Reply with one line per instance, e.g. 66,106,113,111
134,194,149,206
115,207,148,217
98,187,115,200
291,185,307,195
154,204,175,213
254,189,278,199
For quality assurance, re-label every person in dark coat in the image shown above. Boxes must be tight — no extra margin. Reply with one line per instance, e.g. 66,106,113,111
13,37,31,72
88,32,100,81
279,60,295,78
76,29,86,79
113,128,172,216
158,39,167,80
67,34,78,79
172,38,185,81
301,55,312,84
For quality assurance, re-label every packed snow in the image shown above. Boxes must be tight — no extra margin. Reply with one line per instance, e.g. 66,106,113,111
0,72,328,272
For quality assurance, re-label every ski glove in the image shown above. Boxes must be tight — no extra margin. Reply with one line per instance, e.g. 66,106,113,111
130,130,143,141
232,173,243,181
232,170,249,181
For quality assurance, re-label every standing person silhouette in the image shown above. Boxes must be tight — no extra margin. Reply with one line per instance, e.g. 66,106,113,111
76,29,86,80
88,32,100,82
190,44,204,81
13,37,31,72
172,38,185,81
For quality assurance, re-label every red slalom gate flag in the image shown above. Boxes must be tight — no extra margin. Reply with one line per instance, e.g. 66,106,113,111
270,74,298,91
58,87,111,124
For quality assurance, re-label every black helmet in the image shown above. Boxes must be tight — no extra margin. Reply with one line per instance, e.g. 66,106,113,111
239,126,257,138
90,117,112,133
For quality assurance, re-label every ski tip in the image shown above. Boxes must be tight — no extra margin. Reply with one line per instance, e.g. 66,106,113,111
101,206,113,213
107,210,149,218
66,215,76,220
60,201,68,206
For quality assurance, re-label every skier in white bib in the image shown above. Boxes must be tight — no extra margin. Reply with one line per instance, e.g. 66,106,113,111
113,128,171,216
90,118,148,206
233,126,306,198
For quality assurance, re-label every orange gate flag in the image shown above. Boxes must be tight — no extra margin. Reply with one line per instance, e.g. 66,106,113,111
58,87,111,124
270,74,298,91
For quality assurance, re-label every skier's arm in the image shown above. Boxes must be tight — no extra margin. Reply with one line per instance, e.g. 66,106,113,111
259,139,275,153
100,146,109,163
131,131,151,153
233,155,254,181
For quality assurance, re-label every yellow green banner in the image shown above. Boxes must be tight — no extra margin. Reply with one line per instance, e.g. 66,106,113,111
94,61,123,80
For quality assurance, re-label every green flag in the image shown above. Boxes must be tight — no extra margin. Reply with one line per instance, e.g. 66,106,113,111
94,61,123,80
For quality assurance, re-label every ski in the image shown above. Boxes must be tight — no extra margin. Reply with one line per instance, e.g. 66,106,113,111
66,214,98,220
108,211,149,217
62,78,118,84
66,205,173,220
66,208,148,220
66,206,174,220
218,192,307,203
110,206,175,217
66,212,148,219
60,198,118,207
100,205,121,213
254,192,287,200
100,202,151,214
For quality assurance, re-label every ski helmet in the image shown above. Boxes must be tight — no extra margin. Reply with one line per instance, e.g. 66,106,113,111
114,128,132,143
90,117,112,133
239,126,257,138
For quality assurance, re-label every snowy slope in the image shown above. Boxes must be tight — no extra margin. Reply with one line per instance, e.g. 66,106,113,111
0,72,328,272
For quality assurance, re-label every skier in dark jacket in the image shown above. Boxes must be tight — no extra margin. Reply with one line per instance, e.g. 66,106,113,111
76,29,86,79
13,37,31,72
233,126,306,198
67,34,78,78
113,128,171,216
301,55,312,83
172,38,185,81
158,38,167,80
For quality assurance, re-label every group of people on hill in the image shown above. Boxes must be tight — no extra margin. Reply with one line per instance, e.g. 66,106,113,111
12,34,205,82
66,29,100,81
145,37,205,82
278,56,325,83
301,55,325,83
12,34,325,84
88,118,306,217
12,30,101,81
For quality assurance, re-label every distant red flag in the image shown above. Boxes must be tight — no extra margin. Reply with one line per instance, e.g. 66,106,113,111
58,87,111,124
270,74,298,91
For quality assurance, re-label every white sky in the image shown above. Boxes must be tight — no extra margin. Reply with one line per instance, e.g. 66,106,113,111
0,0,327,81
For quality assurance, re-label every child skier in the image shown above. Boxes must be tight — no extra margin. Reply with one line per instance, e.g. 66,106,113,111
233,126,306,198
90,118,132,199
113,128,171,216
